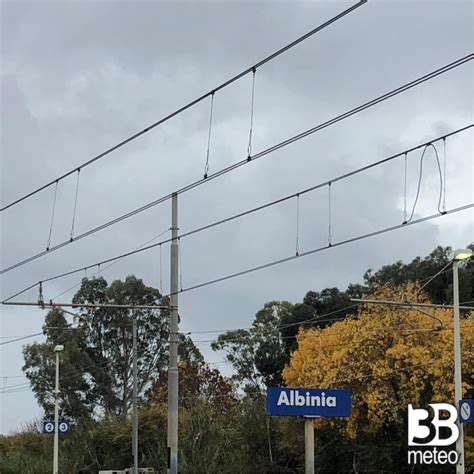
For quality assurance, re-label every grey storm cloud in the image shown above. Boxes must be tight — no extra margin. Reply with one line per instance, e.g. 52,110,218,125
1,0,473,433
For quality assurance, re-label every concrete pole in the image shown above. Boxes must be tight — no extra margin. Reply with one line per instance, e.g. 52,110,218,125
132,314,138,474
453,261,465,474
167,193,179,474
53,351,60,474
304,418,314,474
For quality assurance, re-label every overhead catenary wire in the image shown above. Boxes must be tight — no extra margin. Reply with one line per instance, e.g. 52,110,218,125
0,359,112,393
0,1,367,213
2,57,472,275
3,324,472,392
1,125,471,295
3,302,472,392
51,228,170,301
193,321,474,347
7,260,467,350
413,259,453,298
0,321,80,347
0,359,456,396
162,204,472,299
2,126,472,303
4,315,470,392
4,201,470,307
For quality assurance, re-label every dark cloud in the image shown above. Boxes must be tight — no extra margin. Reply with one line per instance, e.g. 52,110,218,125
1,1,473,433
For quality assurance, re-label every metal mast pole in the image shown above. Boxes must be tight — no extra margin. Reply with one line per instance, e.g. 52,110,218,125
304,418,315,474
132,313,138,474
167,193,179,474
53,351,60,474
453,260,465,474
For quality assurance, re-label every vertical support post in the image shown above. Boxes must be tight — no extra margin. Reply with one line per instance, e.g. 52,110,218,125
168,193,179,474
453,261,465,474
132,314,138,474
53,351,60,474
304,418,315,474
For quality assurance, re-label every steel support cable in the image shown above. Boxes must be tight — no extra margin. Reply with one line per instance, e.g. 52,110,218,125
0,1,367,213
3,358,470,396
2,317,471,393
192,322,474,346
162,203,473,298
46,181,59,251
3,202,472,305
1,126,471,302
0,359,111,392
1,53,472,277
247,68,256,159
51,227,170,301
4,318,471,389
69,169,81,241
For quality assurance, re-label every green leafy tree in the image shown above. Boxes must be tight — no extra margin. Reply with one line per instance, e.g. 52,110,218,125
279,286,362,353
364,244,473,304
211,301,293,388
23,275,201,419
22,309,95,418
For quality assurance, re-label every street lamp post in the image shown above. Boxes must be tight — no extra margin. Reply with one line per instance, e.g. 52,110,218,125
53,344,64,474
452,248,472,474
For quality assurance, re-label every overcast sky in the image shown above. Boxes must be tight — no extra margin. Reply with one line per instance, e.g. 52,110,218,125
1,0,473,434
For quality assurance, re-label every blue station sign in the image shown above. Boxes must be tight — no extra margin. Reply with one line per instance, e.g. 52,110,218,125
267,387,351,417
42,419,71,434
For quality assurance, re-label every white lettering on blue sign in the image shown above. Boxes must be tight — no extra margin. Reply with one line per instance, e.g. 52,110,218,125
277,390,337,407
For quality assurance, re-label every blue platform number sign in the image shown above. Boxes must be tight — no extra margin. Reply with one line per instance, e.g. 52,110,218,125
42,420,70,434
267,387,351,417
459,400,474,423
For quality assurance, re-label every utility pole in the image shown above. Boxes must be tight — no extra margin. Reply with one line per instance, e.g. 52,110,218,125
53,344,64,474
453,257,465,474
167,193,179,474
304,418,315,474
132,313,138,474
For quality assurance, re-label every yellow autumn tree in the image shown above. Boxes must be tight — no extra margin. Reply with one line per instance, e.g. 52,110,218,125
283,283,474,463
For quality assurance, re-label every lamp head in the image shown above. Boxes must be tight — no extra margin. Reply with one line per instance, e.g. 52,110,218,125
453,249,473,261
53,345,64,353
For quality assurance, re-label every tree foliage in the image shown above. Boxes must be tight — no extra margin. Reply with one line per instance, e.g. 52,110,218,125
23,275,201,419
364,244,474,304
11,245,474,472
283,283,474,471
211,301,292,388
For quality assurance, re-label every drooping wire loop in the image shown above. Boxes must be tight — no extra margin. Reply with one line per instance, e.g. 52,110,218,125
406,144,443,224
247,68,256,161
70,169,81,241
204,93,215,179
46,181,59,251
